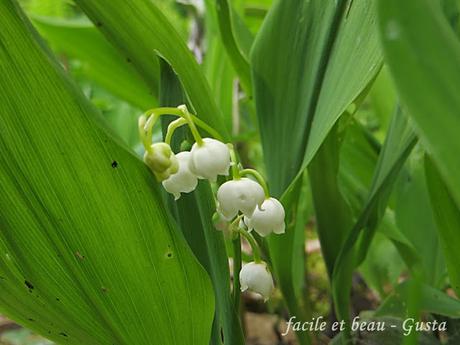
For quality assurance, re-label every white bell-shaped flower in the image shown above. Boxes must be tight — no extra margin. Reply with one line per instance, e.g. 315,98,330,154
144,143,178,181
189,138,230,181
239,261,274,301
244,197,285,237
162,152,198,200
216,178,265,220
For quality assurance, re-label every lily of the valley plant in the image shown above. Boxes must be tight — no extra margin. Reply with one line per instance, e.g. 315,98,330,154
2,0,460,345
139,104,283,300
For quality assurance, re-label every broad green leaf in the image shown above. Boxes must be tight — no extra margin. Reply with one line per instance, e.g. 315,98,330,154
377,281,460,319
267,173,312,345
0,1,214,344
74,0,230,140
309,123,353,276
368,66,397,141
378,0,460,209
332,109,417,324
203,39,235,133
24,0,67,17
395,152,446,287
251,0,382,196
240,0,272,35
213,0,252,93
442,0,460,36
32,16,156,110
425,157,460,297
359,231,404,297
203,1,236,132
377,212,421,276
337,123,405,295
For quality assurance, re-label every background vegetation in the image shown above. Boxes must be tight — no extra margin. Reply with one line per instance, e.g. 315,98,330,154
1,0,460,344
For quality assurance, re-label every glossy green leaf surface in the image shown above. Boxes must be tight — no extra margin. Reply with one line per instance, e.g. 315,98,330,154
309,123,353,276
0,1,214,344
378,0,460,209
332,110,416,323
377,281,460,318
425,158,460,297
251,0,382,196
203,1,236,133
395,153,445,287
74,0,230,140
214,0,252,94
32,16,155,109
267,174,312,345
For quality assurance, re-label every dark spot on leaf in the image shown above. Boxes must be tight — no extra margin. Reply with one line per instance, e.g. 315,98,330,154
101,286,109,293
96,21,103,27
28,318,35,322
0,276,5,280
59,332,68,337
111,160,118,168
126,57,132,63
56,297,60,302
75,251,85,260
24,280,34,290
166,251,173,259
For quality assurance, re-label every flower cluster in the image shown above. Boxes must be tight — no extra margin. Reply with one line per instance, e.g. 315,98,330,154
139,105,286,301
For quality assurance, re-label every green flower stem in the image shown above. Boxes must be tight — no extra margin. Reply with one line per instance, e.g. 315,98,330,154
178,105,203,146
138,115,151,152
239,169,270,198
165,117,187,145
143,113,159,152
141,106,223,147
232,233,242,313
230,215,261,263
238,228,262,263
190,115,224,141
142,108,182,148
228,144,241,179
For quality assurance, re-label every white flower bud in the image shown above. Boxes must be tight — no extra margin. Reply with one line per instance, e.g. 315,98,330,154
216,178,265,220
239,261,274,301
244,197,285,237
162,152,198,200
189,138,230,182
144,143,179,181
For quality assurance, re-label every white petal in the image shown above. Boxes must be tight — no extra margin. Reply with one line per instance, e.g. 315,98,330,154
239,262,274,301
217,178,265,220
162,151,198,198
273,222,286,234
248,198,285,237
189,138,230,181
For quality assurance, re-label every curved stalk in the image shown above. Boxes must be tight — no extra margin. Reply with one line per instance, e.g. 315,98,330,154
228,144,241,179
239,169,270,198
165,117,187,145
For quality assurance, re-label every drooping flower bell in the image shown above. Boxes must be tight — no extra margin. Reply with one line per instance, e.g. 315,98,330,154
162,151,198,200
189,138,230,182
144,142,178,181
244,197,285,237
239,261,274,301
216,178,265,220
